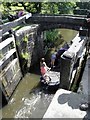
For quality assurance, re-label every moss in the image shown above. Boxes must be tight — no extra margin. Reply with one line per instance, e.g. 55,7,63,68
21,52,29,60
71,84,77,92
0,53,3,59
16,41,20,46
70,55,87,92
23,35,28,42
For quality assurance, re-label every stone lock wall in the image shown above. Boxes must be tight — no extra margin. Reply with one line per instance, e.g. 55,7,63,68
60,57,73,89
27,31,44,67
31,31,44,66
60,33,88,90
15,24,44,74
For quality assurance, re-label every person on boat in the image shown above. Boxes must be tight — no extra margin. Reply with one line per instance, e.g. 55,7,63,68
40,58,51,84
17,10,24,18
42,74,51,84
40,58,50,76
51,49,57,68
56,42,69,59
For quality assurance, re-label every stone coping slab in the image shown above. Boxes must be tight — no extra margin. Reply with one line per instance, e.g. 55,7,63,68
43,89,87,119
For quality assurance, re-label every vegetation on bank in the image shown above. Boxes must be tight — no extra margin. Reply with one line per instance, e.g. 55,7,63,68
45,29,64,48
0,2,76,19
1,2,90,19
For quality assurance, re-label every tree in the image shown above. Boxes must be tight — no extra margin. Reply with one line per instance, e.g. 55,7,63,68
18,2,42,14
41,2,59,14
58,2,76,14
73,2,90,15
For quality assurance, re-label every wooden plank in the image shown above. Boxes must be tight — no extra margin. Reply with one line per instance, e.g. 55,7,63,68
0,30,2,43
0,58,22,99
0,35,14,50
0,48,16,70
1,58,18,74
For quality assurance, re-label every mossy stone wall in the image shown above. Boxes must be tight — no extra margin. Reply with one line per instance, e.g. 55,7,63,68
15,25,44,75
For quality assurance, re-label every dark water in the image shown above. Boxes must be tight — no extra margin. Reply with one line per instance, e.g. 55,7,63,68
1,29,78,119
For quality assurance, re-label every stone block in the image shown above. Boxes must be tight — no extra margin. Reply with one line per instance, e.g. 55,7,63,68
60,58,71,89
15,25,44,71
43,89,87,118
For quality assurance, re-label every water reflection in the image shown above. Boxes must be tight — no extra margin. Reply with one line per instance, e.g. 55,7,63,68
60,29,78,42
2,73,40,118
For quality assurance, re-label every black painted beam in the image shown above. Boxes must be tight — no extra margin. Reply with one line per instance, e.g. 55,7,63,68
25,15,88,28
39,23,81,31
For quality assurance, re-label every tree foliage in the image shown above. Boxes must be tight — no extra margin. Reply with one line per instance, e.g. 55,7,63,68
73,2,90,15
46,30,59,43
41,3,59,14
76,2,90,10
58,2,76,14
1,2,77,15
45,29,64,48
2,2,90,16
